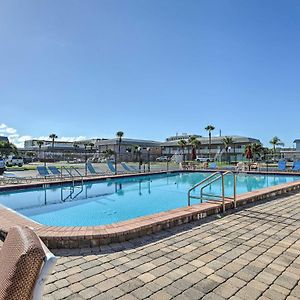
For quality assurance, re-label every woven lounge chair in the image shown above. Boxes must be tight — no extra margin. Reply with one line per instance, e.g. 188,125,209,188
0,226,57,300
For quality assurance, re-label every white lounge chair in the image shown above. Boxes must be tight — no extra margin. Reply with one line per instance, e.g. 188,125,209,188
236,162,246,172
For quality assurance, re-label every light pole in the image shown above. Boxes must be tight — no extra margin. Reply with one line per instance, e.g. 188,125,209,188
147,147,151,172
228,146,231,164
84,144,88,176
138,147,142,172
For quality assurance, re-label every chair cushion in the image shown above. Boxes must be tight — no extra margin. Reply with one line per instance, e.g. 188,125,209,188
0,227,45,300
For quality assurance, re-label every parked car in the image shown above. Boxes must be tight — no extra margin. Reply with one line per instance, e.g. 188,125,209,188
195,156,211,163
0,157,6,175
156,156,170,162
5,156,24,167
99,157,115,163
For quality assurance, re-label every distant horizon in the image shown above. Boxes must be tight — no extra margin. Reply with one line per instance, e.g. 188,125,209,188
0,122,296,149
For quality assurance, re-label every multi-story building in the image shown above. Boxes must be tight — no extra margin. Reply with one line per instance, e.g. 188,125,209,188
24,139,86,150
161,135,261,161
280,139,300,161
93,138,162,161
23,134,261,162
23,138,162,161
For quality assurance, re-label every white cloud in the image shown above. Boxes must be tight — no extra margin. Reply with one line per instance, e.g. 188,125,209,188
0,123,17,134
0,123,90,148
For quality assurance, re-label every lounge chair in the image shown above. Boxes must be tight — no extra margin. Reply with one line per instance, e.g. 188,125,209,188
36,166,54,179
278,161,286,171
0,226,57,300
236,162,246,172
48,166,62,176
121,162,139,173
86,162,104,176
209,162,217,169
250,162,259,171
107,161,117,174
48,166,72,179
0,172,33,185
292,161,300,171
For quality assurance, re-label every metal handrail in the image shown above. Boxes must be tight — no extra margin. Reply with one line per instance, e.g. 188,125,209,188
200,170,236,212
200,171,234,198
60,166,84,201
188,170,237,212
188,172,221,205
61,166,74,182
70,167,84,185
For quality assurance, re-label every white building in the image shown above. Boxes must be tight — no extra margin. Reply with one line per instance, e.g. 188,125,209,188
280,140,300,161
161,135,261,161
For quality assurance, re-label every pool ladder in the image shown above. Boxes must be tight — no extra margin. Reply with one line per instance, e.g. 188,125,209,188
60,166,84,201
188,171,237,212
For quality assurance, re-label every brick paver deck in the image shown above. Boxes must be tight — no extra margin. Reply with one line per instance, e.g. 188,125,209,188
2,192,300,299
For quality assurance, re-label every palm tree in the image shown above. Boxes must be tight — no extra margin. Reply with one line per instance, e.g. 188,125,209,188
187,136,197,161
49,133,58,148
222,136,234,163
191,138,201,160
115,131,124,174
205,125,215,159
244,144,253,161
251,143,264,162
116,131,124,169
89,143,95,151
103,149,115,159
84,143,89,162
37,140,44,161
133,145,140,162
0,141,18,157
269,136,284,154
73,143,79,161
178,139,187,162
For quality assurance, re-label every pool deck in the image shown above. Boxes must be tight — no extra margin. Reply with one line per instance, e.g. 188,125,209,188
1,170,300,248
1,190,299,299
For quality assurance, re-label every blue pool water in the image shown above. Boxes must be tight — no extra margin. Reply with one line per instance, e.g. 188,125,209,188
0,172,299,227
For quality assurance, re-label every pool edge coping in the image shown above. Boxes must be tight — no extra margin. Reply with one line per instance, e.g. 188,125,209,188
1,170,300,248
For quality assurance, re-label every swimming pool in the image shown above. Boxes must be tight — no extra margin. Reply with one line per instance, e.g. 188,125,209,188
0,172,299,227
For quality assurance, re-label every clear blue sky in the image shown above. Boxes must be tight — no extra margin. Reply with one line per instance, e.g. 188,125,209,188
1,0,300,147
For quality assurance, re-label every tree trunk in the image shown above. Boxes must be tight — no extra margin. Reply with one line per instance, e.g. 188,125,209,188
209,132,211,159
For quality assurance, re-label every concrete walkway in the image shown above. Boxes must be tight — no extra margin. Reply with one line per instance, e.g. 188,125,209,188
2,192,300,299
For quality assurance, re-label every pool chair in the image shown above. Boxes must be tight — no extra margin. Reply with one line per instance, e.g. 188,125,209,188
107,161,117,174
278,161,286,171
0,226,57,300
236,162,246,172
121,162,139,173
86,162,105,176
48,166,61,176
209,162,217,169
292,161,300,171
48,166,71,179
36,166,54,179
0,173,33,185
